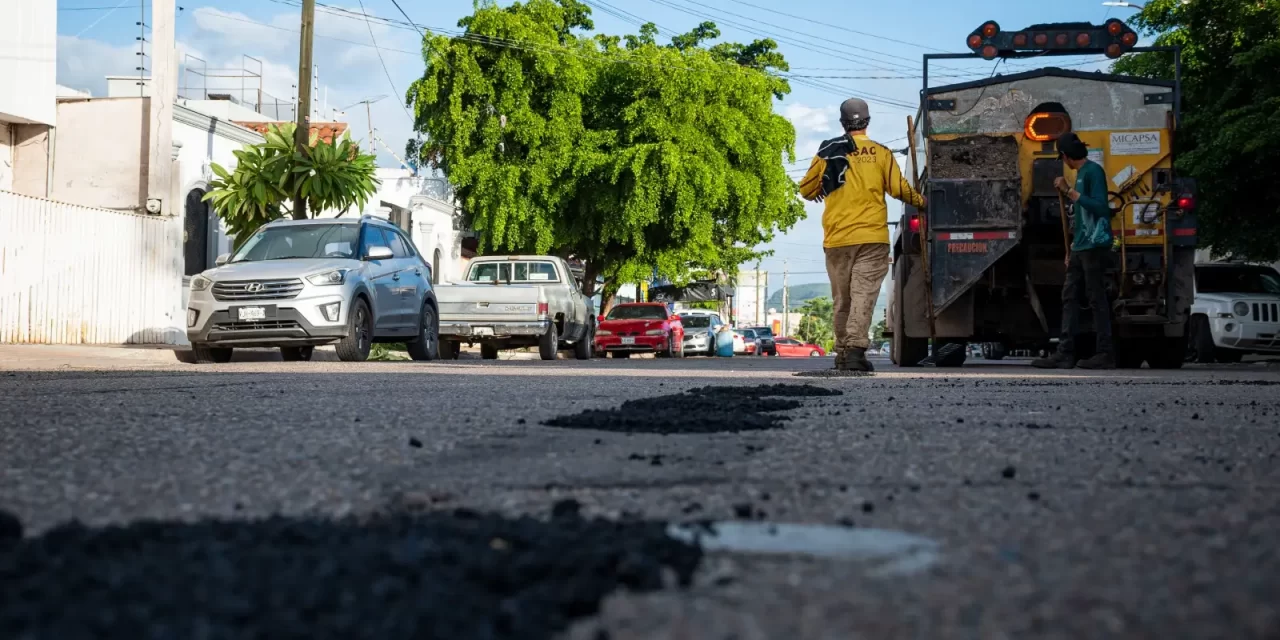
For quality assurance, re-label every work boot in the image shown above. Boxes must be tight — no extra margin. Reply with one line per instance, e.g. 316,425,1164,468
842,347,875,372
833,349,848,370
1076,352,1116,370
1031,352,1076,369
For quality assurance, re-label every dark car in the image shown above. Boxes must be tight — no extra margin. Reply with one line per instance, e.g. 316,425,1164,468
746,326,777,356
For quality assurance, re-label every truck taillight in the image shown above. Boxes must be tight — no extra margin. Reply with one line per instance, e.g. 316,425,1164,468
1176,196,1195,211
537,302,548,317
908,215,921,233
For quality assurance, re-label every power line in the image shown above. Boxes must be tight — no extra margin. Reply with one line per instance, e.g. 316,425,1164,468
355,0,414,124
73,0,133,37
198,10,421,56
722,0,949,54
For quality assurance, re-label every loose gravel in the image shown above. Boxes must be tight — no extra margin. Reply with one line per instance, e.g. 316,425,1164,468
543,384,843,434
0,503,702,640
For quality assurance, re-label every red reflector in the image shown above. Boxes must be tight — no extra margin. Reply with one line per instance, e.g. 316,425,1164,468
1177,197,1195,210
1174,228,1197,237
908,216,921,233
537,302,549,316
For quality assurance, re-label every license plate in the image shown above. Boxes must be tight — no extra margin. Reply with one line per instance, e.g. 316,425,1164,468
237,307,266,321
473,327,495,337
621,337,636,345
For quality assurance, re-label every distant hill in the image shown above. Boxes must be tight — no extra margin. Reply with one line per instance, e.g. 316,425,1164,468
766,283,830,310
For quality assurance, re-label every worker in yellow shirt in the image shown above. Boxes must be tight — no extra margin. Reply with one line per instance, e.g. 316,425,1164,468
799,98,926,372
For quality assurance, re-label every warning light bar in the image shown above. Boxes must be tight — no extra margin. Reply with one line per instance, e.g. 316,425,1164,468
966,19,1139,60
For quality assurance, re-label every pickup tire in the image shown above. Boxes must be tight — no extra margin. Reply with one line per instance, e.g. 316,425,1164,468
280,346,314,362
891,257,929,367
481,343,500,360
190,343,233,364
539,323,559,361
440,340,460,360
1188,315,1216,364
406,303,439,361
574,321,593,360
334,299,373,362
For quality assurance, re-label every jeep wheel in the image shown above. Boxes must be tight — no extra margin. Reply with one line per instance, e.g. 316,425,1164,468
190,343,233,364
280,346,314,362
407,303,440,361
334,299,373,362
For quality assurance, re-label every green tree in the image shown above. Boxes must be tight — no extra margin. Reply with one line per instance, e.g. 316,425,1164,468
204,124,379,249
796,296,834,351
1112,0,1280,261
872,319,886,344
405,0,804,309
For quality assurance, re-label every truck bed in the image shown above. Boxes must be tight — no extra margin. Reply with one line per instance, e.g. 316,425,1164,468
435,283,544,324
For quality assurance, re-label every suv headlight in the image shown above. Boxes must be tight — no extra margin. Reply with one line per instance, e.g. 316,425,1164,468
307,269,349,286
190,275,212,292
1233,301,1251,317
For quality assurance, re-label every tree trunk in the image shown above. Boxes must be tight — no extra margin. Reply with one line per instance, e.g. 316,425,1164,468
600,280,621,317
580,261,601,298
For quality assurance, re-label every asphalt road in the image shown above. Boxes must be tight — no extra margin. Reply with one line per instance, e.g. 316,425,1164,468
2,349,1279,638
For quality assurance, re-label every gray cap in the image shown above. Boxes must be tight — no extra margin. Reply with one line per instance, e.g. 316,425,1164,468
839,98,870,123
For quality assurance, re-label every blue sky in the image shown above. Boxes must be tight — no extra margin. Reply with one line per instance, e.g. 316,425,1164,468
56,0,1133,289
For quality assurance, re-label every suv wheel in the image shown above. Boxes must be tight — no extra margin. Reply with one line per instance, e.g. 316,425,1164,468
190,343,233,364
335,299,373,362
280,346,314,362
539,323,559,361
407,303,439,361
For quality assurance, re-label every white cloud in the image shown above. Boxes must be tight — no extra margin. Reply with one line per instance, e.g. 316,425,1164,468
55,35,137,97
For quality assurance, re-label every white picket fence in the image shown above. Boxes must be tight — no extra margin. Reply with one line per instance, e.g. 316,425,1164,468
0,190,185,344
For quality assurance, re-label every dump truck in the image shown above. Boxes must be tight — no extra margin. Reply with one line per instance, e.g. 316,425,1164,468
885,19,1198,369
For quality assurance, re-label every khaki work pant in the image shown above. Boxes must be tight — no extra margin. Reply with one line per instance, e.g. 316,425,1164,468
825,243,890,350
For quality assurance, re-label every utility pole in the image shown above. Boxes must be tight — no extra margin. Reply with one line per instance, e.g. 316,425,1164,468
145,0,175,216
365,100,375,155
292,0,316,220
782,261,789,337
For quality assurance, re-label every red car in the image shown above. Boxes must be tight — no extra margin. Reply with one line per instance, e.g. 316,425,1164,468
774,337,827,357
595,303,685,359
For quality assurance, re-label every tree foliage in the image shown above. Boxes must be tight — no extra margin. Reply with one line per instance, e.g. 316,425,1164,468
1112,0,1280,261
405,0,805,304
796,296,834,351
204,124,379,249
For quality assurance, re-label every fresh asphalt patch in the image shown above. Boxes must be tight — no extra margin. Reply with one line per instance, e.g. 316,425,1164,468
0,502,702,640
542,384,844,434
793,369,875,379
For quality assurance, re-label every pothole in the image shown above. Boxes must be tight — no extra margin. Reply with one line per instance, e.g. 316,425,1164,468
542,384,843,434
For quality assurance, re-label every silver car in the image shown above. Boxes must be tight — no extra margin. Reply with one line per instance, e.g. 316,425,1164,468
677,310,724,357
185,216,439,363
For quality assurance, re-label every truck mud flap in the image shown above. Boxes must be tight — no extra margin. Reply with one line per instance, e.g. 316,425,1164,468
927,177,1022,313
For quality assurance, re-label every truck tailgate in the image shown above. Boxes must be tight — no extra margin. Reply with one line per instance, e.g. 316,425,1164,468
436,283,543,322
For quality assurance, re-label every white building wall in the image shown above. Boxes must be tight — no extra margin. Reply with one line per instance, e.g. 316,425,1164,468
172,103,264,264
0,124,12,192
371,169,464,284
0,0,56,126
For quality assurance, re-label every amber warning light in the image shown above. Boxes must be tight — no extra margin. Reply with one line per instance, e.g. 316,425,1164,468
1024,112,1072,142
966,19,1139,59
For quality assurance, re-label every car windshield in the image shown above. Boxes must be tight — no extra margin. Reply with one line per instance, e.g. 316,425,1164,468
752,327,774,337
607,305,668,320
1196,266,1280,295
679,315,711,328
231,224,360,263
739,329,757,338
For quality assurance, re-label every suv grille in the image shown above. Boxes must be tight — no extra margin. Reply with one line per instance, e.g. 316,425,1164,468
1252,302,1279,323
212,279,304,301
213,320,302,332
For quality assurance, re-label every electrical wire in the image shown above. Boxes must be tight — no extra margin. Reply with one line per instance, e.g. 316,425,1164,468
73,0,134,37
355,0,415,125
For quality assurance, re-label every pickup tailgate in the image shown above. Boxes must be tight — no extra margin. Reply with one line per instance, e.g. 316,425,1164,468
436,283,544,322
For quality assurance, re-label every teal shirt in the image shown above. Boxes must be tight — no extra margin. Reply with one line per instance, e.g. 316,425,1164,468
1071,160,1113,251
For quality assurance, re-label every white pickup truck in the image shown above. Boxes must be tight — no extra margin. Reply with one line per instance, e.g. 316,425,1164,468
435,255,595,360
1188,262,1280,363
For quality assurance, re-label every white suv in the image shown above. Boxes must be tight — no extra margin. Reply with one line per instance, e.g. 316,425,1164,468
1188,262,1280,363
184,216,439,363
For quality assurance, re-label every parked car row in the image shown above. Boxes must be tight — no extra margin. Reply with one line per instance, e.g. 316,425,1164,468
183,216,828,364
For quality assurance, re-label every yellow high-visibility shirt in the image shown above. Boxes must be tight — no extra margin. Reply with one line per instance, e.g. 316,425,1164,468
798,134,925,248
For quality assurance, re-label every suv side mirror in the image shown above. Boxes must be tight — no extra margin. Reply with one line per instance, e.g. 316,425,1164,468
214,253,230,267
365,245,393,261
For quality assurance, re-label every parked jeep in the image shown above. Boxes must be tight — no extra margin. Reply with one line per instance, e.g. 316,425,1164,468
1188,262,1280,363
184,216,439,364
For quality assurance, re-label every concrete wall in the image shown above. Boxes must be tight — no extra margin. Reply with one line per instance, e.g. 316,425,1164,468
0,124,11,192
0,0,56,126
11,123,51,198
50,98,150,211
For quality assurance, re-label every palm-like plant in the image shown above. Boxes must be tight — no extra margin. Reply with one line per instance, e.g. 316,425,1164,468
204,123,380,249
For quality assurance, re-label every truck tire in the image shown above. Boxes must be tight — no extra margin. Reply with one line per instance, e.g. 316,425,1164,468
440,340,461,360
334,299,373,362
1115,344,1145,369
539,323,559,361
190,343,233,364
891,256,929,367
574,321,594,360
933,340,968,367
406,303,439,361
280,346,314,362
1189,315,1216,364
481,343,500,360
